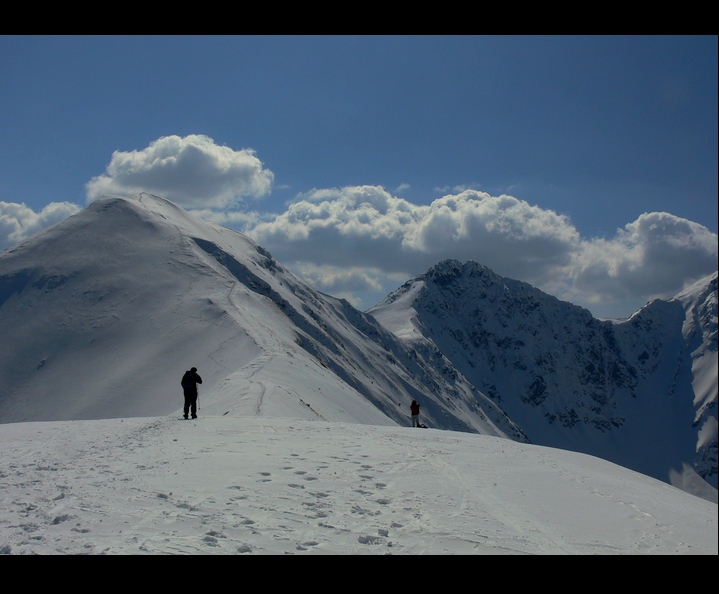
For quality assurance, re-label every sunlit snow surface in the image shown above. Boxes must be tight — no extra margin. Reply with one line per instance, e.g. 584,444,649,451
0,415,715,555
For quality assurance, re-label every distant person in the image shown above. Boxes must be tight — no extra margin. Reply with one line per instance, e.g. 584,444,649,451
410,399,420,427
181,367,202,419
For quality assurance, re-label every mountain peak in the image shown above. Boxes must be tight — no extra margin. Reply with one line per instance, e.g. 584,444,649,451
0,198,715,501
0,194,523,439
371,258,717,501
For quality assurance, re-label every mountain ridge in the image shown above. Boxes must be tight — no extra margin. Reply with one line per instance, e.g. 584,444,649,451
0,193,715,502
369,259,717,500
0,194,522,439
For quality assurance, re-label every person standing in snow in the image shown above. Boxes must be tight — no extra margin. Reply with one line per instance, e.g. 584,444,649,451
410,400,421,427
181,367,202,419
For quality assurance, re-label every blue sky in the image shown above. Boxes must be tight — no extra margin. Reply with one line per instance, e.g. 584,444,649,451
1,35,716,319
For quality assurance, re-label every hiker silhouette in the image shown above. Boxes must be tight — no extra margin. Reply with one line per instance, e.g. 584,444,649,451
181,367,202,419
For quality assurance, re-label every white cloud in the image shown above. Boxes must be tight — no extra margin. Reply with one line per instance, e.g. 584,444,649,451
560,212,719,307
245,186,581,293
289,261,406,310
403,191,580,279
0,201,81,251
241,186,717,317
85,134,274,209
1,135,715,320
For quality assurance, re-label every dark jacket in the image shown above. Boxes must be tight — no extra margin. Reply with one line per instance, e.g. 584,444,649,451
181,370,203,395
410,401,420,416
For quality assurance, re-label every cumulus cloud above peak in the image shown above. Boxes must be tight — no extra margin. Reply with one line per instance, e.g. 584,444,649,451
85,134,274,209
249,187,581,278
244,185,717,317
0,134,716,319
564,211,719,305
0,200,80,250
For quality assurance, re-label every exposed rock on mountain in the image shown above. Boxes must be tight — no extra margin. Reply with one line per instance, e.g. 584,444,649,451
369,260,717,499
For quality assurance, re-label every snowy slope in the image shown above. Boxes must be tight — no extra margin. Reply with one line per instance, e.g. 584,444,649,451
1,416,715,555
369,261,718,501
0,194,521,440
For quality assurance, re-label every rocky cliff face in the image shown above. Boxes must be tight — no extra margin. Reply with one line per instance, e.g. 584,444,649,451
370,260,718,495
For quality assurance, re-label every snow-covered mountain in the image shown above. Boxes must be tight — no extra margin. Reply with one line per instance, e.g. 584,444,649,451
0,194,715,503
369,260,718,501
0,194,522,440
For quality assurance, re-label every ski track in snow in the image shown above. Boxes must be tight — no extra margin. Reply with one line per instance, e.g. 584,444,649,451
0,415,712,555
